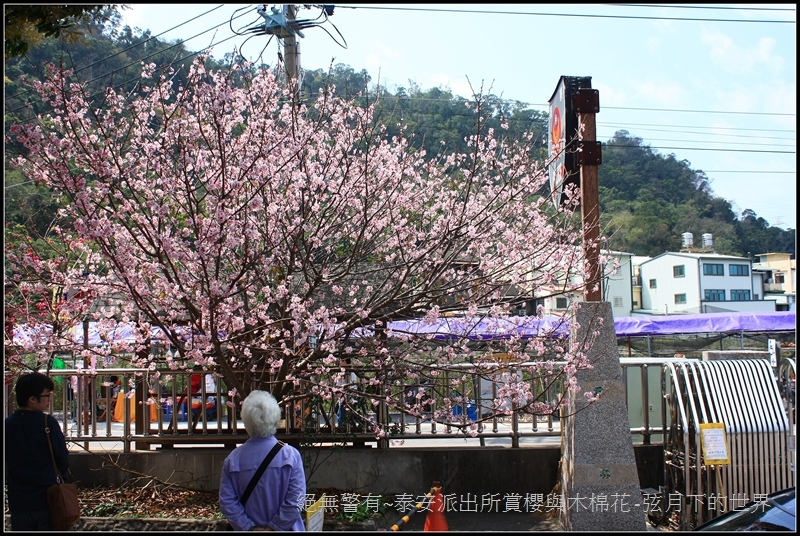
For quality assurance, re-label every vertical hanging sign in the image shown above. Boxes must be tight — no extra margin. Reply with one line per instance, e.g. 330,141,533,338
548,76,592,209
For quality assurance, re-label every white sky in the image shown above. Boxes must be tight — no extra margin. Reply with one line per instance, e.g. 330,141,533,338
121,3,797,230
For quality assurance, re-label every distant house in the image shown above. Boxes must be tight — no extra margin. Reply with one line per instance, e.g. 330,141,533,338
631,255,651,312
636,251,776,315
752,252,796,311
523,250,634,318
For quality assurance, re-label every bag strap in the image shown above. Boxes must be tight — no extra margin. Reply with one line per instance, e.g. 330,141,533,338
240,441,284,506
44,413,63,483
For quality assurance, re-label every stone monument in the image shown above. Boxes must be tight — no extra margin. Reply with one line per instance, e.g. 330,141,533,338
560,301,647,531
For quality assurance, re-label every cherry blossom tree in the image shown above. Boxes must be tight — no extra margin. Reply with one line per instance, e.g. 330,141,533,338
4,223,100,368
7,56,605,432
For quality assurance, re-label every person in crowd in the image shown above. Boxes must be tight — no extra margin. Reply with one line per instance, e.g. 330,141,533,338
219,390,307,531
111,375,121,397
189,366,203,395
98,375,121,420
336,358,361,429
204,373,219,419
180,365,204,418
4,372,70,531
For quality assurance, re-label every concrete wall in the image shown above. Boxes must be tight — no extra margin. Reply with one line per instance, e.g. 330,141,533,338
702,350,770,361
70,444,664,497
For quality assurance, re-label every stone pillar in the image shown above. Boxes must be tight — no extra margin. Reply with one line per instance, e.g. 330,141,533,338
560,302,646,531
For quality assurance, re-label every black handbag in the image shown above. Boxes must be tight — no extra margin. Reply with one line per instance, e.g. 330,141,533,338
226,441,284,531
45,414,81,530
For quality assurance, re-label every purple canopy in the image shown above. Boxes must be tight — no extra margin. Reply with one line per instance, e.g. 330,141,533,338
386,311,795,340
12,311,795,347
612,311,795,336
387,315,569,340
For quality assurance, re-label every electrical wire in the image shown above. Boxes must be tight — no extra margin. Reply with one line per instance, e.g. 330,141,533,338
605,4,796,13
4,5,795,172
330,4,795,24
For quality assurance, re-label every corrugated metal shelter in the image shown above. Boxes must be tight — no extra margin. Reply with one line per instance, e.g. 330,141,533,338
660,358,794,530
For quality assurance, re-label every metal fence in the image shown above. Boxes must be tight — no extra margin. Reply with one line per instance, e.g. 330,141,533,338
3,357,794,457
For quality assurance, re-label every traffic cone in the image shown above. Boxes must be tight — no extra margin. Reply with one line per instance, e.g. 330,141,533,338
423,481,449,531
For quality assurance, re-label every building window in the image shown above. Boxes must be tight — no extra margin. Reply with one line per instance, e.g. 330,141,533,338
704,289,725,301
729,264,749,276
649,279,657,288
555,297,568,309
613,296,623,308
673,265,685,278
730,290,751,300
703,263,724,276
775,273,785,284
524,299,545,316
674,294,687,304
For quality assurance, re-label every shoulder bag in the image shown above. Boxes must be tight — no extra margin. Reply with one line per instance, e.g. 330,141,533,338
45,414,81,530
226,441,284,531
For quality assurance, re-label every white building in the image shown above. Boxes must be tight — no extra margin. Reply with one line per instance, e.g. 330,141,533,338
637,251,776,315
528,250,634,318
752,252,796,311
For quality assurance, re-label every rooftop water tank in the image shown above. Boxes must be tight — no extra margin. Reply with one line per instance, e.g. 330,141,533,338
702,233,713,249
681,232,694,248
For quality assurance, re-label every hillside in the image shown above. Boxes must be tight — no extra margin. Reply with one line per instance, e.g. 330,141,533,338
4,22,795,258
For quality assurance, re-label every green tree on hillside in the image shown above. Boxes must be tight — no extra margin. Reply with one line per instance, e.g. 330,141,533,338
4,22,794,261
4,5,120,59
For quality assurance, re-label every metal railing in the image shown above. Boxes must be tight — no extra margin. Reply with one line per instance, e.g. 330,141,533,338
4,357,794,453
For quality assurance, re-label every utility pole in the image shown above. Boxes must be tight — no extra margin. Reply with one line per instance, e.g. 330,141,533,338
547,76,602,301
283,4,302,103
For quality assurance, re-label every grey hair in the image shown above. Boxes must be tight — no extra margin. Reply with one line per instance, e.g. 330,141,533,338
241,390,282,438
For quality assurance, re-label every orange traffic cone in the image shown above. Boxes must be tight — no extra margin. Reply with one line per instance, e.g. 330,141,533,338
423,481,449,531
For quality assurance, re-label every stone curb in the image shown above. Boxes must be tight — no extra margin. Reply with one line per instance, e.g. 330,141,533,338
5,515,389,532
4,516,228,532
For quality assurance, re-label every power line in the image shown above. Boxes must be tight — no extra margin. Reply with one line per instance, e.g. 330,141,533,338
607,135,795,149
358,93,795,119
5,6,795,167
606,4,796,12
5,8,260,117
3,5,231,106
74,5,228,78
597,121,796,135
703,170,795,174
604,144,794,154
602,105,794,117
6,6,794,121
332,4,796,24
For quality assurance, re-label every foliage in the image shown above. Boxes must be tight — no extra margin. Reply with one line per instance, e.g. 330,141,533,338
600,131,794,256
4,221,100,373
4,24,793,265
3,5,120,59
3,17,794,435
333,494,390,522
6,54,605,432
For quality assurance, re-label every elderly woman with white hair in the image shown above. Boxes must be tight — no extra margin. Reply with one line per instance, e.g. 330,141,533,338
219,391,307,531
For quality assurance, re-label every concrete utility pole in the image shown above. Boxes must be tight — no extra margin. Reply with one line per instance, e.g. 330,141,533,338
283,4,302,103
